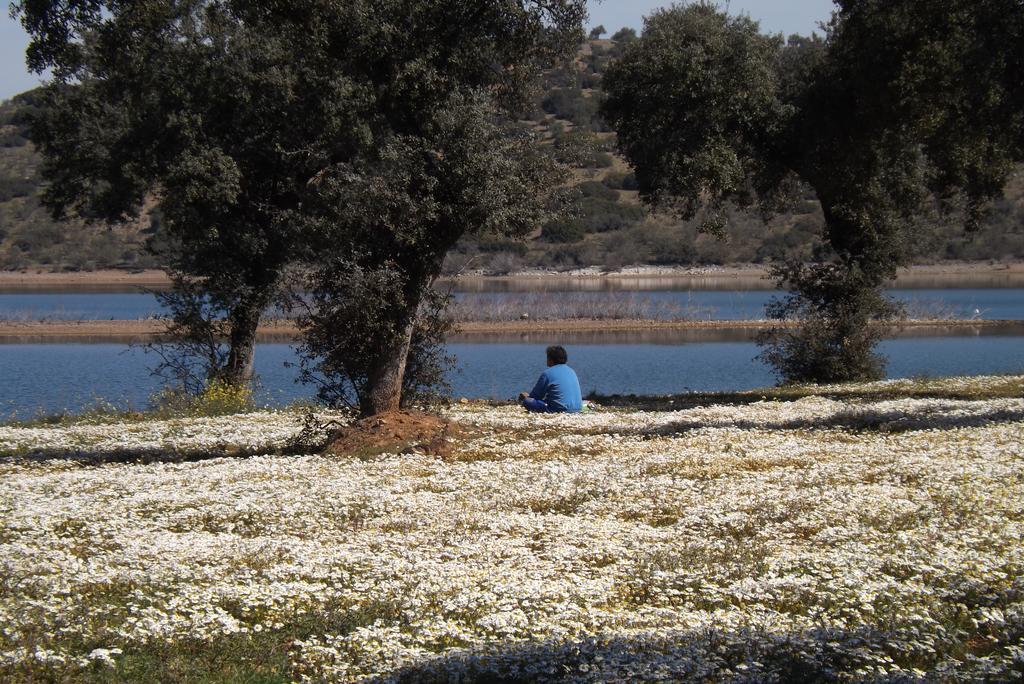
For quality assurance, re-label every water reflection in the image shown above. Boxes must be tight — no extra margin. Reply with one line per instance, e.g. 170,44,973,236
445,271,1024,293
450,322,1024,345
4,287,1023,321
445,275,776,292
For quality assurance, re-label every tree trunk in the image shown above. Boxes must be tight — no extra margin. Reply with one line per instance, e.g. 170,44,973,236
360,316,416,416
222,298,264,386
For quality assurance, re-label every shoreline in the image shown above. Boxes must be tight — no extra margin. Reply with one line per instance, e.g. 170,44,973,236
0,261,1022,292
0,317,1018,344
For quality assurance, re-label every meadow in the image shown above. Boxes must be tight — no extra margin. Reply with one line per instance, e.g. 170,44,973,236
1,375,1022,681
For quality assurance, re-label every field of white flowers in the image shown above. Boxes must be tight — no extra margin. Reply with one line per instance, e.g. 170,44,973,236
1,375,1022,682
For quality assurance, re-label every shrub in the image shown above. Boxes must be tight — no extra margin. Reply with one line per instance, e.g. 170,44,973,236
646,235,698,265
150,378,256,418
757,261,903,384
578,197,645,232
543,243,588,268
0,131,28,147
578,180,619,201
611,27,638,43
293,265,455,412
588,151,615,168
477,237,528,256
601,231,647,269
542,88,583,119
754,217,822,263
0,174,35,202
602,172,639,191
552,130,600,166
580,72,602,90
542,218,586,243
482,251,524,275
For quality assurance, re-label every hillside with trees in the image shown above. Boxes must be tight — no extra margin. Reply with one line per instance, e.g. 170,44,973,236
0,91,162,271
1,34,1023,274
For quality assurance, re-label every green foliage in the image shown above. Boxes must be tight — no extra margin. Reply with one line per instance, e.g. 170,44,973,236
578,180,619,201
149,378,256,418
401,288,458,408
0,130,29,147
755,217,823,263
634,222,699,266
602,1,1024,382
542,218,586,243
15,0,584,413
295,89,572,414
0,173,36,202
611,27,637,43
4,32,1024,277
602,172,639,191
758,262,903,384
590,151,615,168
552,130,600,166
578,197,645,232
542,87,584,120
292,264,455,412
602,4,791,231
476,237,529,256
144,275,234,395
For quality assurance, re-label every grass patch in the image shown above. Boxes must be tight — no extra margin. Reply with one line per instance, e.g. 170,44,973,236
590,374,1024,411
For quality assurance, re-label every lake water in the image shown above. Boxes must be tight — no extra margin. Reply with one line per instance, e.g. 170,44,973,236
2,337,1022,421
1,285,1021,420
2,288,1023,321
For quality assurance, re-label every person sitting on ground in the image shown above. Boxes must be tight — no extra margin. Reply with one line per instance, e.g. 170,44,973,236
518,345,583,413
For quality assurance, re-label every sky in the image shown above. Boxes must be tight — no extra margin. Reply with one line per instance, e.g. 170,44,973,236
589,1,834,38
1,1,835,102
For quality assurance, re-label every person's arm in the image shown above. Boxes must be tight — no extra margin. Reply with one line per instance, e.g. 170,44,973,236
528,372,549,401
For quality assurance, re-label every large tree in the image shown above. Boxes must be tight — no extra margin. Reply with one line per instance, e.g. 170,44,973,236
294,94,567,415
602,1,1024,382
17,0,329,384
16,0,585,399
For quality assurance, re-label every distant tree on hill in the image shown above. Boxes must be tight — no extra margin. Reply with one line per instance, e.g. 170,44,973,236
611,27,637,43
16,0,585,413
589,25,606,39
603,1,1024,383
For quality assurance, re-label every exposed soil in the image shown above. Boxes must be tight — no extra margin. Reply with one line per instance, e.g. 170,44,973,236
0,269,171,291
324,410,459,458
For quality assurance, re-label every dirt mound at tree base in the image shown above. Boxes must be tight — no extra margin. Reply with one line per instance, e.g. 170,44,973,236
325,410,459,458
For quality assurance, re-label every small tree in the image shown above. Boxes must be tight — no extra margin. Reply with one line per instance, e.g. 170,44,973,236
292,265,456,413
602,1,1024,383
756,262,901,383
146,275,232,396
589,25,607,40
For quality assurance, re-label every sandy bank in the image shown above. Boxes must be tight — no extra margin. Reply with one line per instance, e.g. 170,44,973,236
0,269,170,291
1,261,1022,292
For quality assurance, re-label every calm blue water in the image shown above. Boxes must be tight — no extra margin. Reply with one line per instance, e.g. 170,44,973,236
1,289,1021,321
456,289,1024,321
0,293,167,320
1,338,1022,421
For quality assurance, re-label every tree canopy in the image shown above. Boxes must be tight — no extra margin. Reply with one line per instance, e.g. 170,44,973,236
17,0,586,408
602,0,1024,382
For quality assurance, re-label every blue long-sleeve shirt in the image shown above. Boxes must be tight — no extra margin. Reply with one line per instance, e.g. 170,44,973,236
529,363,583,413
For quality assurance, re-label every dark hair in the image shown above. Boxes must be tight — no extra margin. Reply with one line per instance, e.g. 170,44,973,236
546,345,568,365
